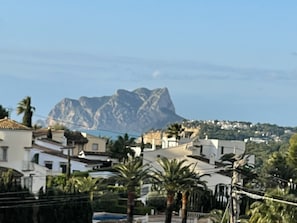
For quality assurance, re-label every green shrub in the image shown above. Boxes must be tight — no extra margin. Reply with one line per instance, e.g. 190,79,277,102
134,206,152,215
72,171,89,177
93,191,119,212
146,192,166,213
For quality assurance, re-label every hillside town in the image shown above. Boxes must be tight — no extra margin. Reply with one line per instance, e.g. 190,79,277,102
1,99,297,223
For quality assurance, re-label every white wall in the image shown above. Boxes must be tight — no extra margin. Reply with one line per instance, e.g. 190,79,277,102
0,128,47,195
34,139,62,152
162,136,178,148
191,139,246,164
0,130,32,164
142,143,231,194
30,148,92,175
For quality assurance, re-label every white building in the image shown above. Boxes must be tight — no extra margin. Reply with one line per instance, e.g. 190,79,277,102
190,137,252,165
31,138,113,175
0,118,47,194
142,137,254,205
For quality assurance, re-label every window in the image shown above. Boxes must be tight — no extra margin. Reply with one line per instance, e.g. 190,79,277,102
0,146,8,161
92,143,98,151
221,146,224,155
44,161,53,170
200,145,203,154
32,153,39,164
60,162,67,173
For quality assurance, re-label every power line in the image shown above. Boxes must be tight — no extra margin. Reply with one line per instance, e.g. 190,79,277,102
236,189,297,207
7,106,142,138
0,196,92,209
0,193,90,202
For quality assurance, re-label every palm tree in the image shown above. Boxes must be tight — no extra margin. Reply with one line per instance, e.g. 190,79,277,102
247,188,297,223
207,209,229,223
114,157,151,223
180,169,209,223
109,133,136,162
74,176,101,201
152,157,194,223
165,123,184,142
16,96,35,127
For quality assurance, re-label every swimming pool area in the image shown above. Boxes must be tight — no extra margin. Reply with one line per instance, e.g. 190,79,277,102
93,212,127,222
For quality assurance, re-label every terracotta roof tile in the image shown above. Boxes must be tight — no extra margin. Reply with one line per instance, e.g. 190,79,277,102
0,118,31,130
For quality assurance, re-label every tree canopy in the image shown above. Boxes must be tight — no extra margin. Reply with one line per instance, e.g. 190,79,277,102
152,157,196,223
108,133,136,162
287,133,297,168
0,105,9,119
16,96,35,127
165,123,184,141
114,157,151,223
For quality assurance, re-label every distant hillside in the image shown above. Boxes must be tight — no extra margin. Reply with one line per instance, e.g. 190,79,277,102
182,120,297,142
47,87,184,134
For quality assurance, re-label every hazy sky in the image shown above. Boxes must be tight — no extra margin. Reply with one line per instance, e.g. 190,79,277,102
1,1,297,127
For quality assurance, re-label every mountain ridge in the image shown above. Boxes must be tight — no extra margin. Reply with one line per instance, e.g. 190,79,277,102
47,87,184,133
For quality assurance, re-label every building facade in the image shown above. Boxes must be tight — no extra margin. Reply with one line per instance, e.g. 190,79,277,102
0,118,47,194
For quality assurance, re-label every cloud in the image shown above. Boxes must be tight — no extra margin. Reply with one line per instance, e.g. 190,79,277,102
151,70,161,78
0,47,296,84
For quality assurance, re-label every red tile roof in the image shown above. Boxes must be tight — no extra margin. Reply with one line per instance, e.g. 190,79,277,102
0,118,31,130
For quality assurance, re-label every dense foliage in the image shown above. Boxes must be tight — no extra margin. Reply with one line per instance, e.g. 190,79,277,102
184,120,297,141
165,123,184,141
0,169,34,223
0,105,9,119
39,175,94,223
0,172,94,223
240,134,297,222
184,119,297,222
108,133,136,162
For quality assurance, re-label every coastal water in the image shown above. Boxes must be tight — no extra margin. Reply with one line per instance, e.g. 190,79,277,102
80,129,141,140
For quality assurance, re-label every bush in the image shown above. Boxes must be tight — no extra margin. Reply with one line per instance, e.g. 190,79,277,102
93,192,119,211
72,171,89,177
146,192,166,213
134,206,152,215
93,192,151,215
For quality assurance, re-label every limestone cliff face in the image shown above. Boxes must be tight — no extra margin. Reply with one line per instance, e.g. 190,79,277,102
47,87,184,133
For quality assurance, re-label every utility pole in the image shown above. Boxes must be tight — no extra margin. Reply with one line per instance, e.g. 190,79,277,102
230,161,239,223
66,141,74,179
66,147,71,179
230,155,245,223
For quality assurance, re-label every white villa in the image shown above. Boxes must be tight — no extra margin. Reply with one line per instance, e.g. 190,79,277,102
0,118,47,194
31,130,114,175
0,118,116,195
141,134,254,206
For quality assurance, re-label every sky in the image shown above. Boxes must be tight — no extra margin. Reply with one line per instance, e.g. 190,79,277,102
1,1,297,128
